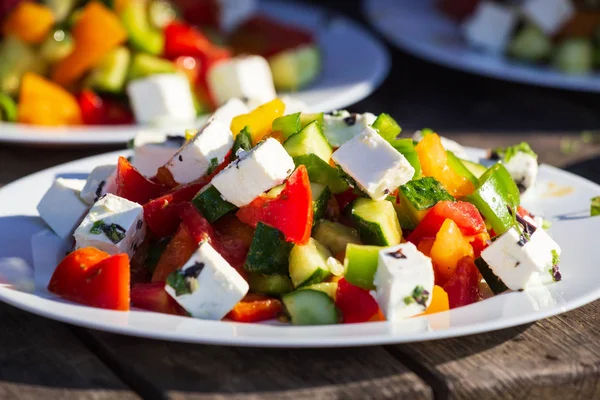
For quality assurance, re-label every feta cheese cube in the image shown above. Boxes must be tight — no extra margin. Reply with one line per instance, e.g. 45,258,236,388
208,55,276,107
216,0,257,33
127,73,197,125
522,0,574,35
210,98,250,127
323,110,377,147
462,2,517,53
74,194,146,258
131,131,185,177
373,243,435,321
503,151,538,194
31,229,70,290
480,226,561,290
332,127,415,200
36,178,89,240
165,241,249,320
80,165,118,205
165,118,234,184
211,137,295,207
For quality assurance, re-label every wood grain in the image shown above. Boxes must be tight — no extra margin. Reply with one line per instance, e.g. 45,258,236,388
76,330,432,400
0,303,138,400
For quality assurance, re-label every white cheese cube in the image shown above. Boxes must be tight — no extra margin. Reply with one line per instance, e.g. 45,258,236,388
208,55,276,107
480,226,561,290
80,165,118,205
36,178,89,240
462,2,517,53
503,151,538,194
332,127,415,201
132,131,185,177
74,194,146,258
210,98,250,127
127,73,197,125
412,130,470,161
216,0,257,33
165,241,249,320
211,137,295,207
165,118,234,184
522,0,574,35
31,229,70,290
323,110,377,148
373,243,435,321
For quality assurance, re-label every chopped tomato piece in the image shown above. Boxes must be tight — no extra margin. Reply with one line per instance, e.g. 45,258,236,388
213,215,254,271
227,293,283,322
335,278,380,323
443,256,481,309
131,282,187,316
236,166,313,245
177,201,217,243
430,219,474,284
48,247,110,295
78,90,105,125
115,156,165,204
164,21,213,59
334,189,359,212
151,222,198,282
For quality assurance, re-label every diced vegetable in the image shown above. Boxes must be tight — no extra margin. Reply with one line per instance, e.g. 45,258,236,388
0,93,17,122
474,257,508,294
553,38,593,75
128,53,177,80
390,138,422,178
313,220,361,255
351,198,402,246
420,285,449,316
0,36,45,96
446,151,478,186
192,185,237,224
460,158,487,179
282,289,339,325
151,222,197,282
443,256,480,309
244,222,293,275
248,273,294,296
120,0,164,55
289,237,333,288
430,219,474,283
335,278,380,323
43,0,78,23
3,1,55,44
231,98,286,143
227,294,283,322
394,177,454,230
131,282,187,315
311,182,332,222
592,196,600,217
232,127,253,158
283,120,333,162
507,24,552,62
115,156,165,204
293,154,349,194
48,247,110,295
268,44,320,91
300,112,324,128
372,113,401,141
301,282,338,299
272,112,301,139
39,30,74,65
343,243,381,290
87,46,131,93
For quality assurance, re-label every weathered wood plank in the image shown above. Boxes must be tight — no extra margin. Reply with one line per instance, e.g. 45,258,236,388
390,300,600,400
0,302,139,400
78,330,432,400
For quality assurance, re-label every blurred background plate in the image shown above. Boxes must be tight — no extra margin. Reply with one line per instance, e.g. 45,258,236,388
364,0,600,92
0,0,390,147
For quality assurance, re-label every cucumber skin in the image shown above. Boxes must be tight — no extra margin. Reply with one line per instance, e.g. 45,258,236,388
283,120,333,163
244,223,294,275
372,113,401,141
446,151,478,186
312,220,361,255
248,273,294,296
475,257,508,294
351,198,402,246
311,184,332,223
282,290,340,325
293,154,349,194
289,238,332,288
191,185,237,224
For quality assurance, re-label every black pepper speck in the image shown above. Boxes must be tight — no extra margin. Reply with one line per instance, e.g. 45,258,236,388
343,114,357,126
178,154,183,162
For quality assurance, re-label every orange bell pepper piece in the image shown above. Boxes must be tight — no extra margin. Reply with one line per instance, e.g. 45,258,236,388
52,2,127,86
416,133,474,197
420,285,450,316
18,73,82,126
430,219,474,284
230,98,286,143
3,1,55,44
152,223,198,283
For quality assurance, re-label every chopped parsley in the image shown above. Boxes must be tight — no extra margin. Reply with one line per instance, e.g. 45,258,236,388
403,285,430,307
542,218,552,230
591,196,600,217
549,249,562,282
89,220,126,244
206,157,219,175
551,249,560,267
494,142,537,163
166,262,205,296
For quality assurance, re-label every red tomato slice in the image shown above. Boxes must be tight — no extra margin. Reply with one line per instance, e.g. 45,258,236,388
236,166,313,245
213,214,254,272
443,256,481,309
78,90,105,125
115,156,165,204
334,189,359,212
227,293,283,322
151,222,198,283
335,278,380,323
177,201,217,243
408,200,486,244
48,247,110,295
131,282,188,316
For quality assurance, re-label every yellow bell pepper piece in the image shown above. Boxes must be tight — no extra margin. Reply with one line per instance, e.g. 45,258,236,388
3,1,55,44
230,98,286,144
430,219,474,283
420,285,449,316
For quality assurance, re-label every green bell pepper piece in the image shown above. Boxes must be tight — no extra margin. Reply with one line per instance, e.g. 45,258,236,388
372,113,401,141
272,112,301,139
390,138,421,178
446,150,478,186
344,243,382,290
293,154,349,194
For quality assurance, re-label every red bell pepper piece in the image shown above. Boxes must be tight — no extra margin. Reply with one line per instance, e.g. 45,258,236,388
336,278,380,323
237,166,313,245
131,282,188,316
143,182,206,238
408,201,486,244
164,21,213,59
115,156,165,204
227,293,283,322
443,256,481,309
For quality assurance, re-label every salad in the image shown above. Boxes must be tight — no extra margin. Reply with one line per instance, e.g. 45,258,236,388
0,0,319,126
442,0,600,75
35,98,561,325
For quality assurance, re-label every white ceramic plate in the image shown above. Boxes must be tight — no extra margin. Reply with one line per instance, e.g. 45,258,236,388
0,0,390,147
1,148,600,347
364,0,600,92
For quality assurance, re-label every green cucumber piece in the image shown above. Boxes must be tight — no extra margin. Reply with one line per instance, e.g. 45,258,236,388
553,39,593,75
148,0,179,29
39,30,74,64
461,158,487,178
0,37,46,96
446,150,478,186
232,127,253,158
283,120,333,162
301,282,338,299
191,185,237,223
120,0,165,55
293,154,349,194
372,113,401,141
311,182,332,223
248,273,294,296
289,238,332,287
475,257,508,294
128,53,176,80
507,24,552,62
351,198,402,246
343,243,382,290
244,222,293,275
272,112,301,139
268,44,320,91
300,112,324,128
390,138,422,178
395,177,454,230
312,220,361,255
88,46,131,93
282,289,339,325
0,93,17,122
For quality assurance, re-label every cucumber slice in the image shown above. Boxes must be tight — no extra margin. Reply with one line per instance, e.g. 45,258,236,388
283,121,333,163
282,289,339,325
390,138,422,178
507,24,552,62
244,222,294,275
191,185,237,223
272,113,301,139
88,46,131,93
232,127,253,159
461,159,487,178
0,93,17,122
311,182,332,222
300,112,324,128
553,39,593,75
39,30,74,65
268,44,320,91
351,198,402,246
120,0,165,55
293,154,349,194
475,257,508,294
395,177,454,230
301,282,338,299
312,220,361,255
372,113,401,141
343,243,382,290
128,53,177,80
446,151,478,186
248,273,294,296
289,238,332,287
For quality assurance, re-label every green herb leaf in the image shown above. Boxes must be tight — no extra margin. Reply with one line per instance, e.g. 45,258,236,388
542,218,552,230
232,126,252,160
89,220,126,244
495,142,538,162
90,220,105,234
207,157,219,175
591,196,600,217
166,271,192,297
403,296,415,306
403,285,430,307
552,249,560,267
